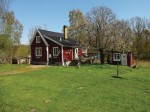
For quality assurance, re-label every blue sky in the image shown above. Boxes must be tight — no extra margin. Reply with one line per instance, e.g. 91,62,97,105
10,0,150,44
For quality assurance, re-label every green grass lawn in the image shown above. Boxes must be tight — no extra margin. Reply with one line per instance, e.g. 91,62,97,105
0,63,150,112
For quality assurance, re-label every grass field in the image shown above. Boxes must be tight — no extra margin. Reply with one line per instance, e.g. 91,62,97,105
0,61,150,112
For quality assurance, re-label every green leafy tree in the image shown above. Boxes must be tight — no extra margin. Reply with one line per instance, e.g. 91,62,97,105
2,11,23,45
68,9,87,46
2,11,23,58
142,29,150,59
130,17,147,59
0,34,12,63
15,45,30,57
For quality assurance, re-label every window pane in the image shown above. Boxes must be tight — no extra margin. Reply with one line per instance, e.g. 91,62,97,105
114,53,120,61
36,36,41,43
53,47,58,56
35,48,42,56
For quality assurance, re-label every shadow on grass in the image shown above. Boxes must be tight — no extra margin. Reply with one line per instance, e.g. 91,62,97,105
111,75,126,80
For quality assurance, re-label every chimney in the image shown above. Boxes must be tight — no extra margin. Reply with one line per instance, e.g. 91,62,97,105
63,25,68,39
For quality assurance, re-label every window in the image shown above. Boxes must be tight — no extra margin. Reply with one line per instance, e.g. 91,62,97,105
113,53,120,61
75,48,78,53
36,36,41,43
53,47,59,56
35,47,42,56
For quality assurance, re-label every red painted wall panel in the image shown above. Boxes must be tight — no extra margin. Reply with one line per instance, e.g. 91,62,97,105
31,33,47,62
63,47,72,61
48,40,62,62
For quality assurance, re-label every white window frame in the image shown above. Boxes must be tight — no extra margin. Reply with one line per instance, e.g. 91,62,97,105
35,47,42,57
113,53,121,61
36,36,41,43
53,47,59,56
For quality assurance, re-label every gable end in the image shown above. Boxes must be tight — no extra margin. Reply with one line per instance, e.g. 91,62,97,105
30,29,49,46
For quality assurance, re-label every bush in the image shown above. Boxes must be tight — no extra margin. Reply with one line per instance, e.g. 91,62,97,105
142,52,150,60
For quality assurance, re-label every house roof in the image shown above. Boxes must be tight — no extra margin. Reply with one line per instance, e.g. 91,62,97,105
38,29,78,47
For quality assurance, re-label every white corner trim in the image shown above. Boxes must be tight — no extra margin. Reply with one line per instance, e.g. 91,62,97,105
46,46,49,62
62,46,64,66
37,29,49,46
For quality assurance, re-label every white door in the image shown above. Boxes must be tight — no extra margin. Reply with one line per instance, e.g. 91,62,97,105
121,54,127,65
74,48,78,59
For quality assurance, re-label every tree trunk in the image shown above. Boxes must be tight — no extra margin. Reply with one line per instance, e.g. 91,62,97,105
99,48,104,64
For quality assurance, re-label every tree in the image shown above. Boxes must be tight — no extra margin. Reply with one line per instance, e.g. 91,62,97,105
0,0,12,33
111,20,132,51
143,29,150,52
2,11,23,45
86,6,116,64
1,11,23,59
142,29,150,59
28,27,36,45
0,0,12,17
15,45,30,58
28,25,47,45
68,9,87,46
86,6,116,49
0,34,12,63
130,17,147,59
28,26,39,56
67,6,150,61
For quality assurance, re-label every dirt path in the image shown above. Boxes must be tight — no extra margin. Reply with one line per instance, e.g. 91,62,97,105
0,65,48,76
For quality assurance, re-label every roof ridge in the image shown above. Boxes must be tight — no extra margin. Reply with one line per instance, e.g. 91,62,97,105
38,29,63,35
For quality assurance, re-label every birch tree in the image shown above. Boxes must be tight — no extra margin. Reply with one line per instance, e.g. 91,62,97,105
69,9,87,46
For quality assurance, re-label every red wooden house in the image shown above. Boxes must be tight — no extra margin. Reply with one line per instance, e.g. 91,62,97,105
30,28,85,65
